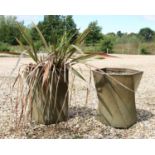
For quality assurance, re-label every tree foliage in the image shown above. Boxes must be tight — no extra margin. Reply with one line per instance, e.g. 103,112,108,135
0,16,23,45
99,36,114,53
117,31,123,37
138,27,154,42
31,15,78,45
85,21,103,45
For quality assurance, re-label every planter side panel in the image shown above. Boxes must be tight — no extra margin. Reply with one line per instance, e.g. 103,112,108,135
93,69,141,128
32,71,69,125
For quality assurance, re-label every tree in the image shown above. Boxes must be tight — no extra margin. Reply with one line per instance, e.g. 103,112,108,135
0,16,23,45
117,31,123,37
138,27,154,42
99,36,114,53
64,16,78,42
31,15,78,45
85,21,103,45
106,32,116,37
128,34,140,44
65,15,77,34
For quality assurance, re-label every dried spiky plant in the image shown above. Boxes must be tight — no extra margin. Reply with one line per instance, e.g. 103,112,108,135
14,23,94,126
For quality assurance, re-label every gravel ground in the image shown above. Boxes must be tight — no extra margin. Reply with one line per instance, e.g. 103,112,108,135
0,54,155,139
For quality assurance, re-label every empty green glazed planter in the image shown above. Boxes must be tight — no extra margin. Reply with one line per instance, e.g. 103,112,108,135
93,68,143,129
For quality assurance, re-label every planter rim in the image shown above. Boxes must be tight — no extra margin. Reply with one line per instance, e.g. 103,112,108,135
93,67,143,76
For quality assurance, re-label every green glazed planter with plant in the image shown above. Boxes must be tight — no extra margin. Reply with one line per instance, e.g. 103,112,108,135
14,24,93,125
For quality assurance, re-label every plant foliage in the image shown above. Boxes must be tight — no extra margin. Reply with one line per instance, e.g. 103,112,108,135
14,23,94,125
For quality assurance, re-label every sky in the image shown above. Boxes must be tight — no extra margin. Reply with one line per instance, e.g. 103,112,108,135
16,15,155,34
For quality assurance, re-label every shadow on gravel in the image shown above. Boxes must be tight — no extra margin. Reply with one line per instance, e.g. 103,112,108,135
69,106,96,118
69,107,154,122
137,109,154,122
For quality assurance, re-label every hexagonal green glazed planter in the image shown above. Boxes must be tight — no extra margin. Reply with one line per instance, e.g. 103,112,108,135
93,68,143,129
31,70,69,125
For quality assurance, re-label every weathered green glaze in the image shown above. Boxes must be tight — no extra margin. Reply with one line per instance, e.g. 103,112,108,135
93,68,143,128
31,70,69,125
